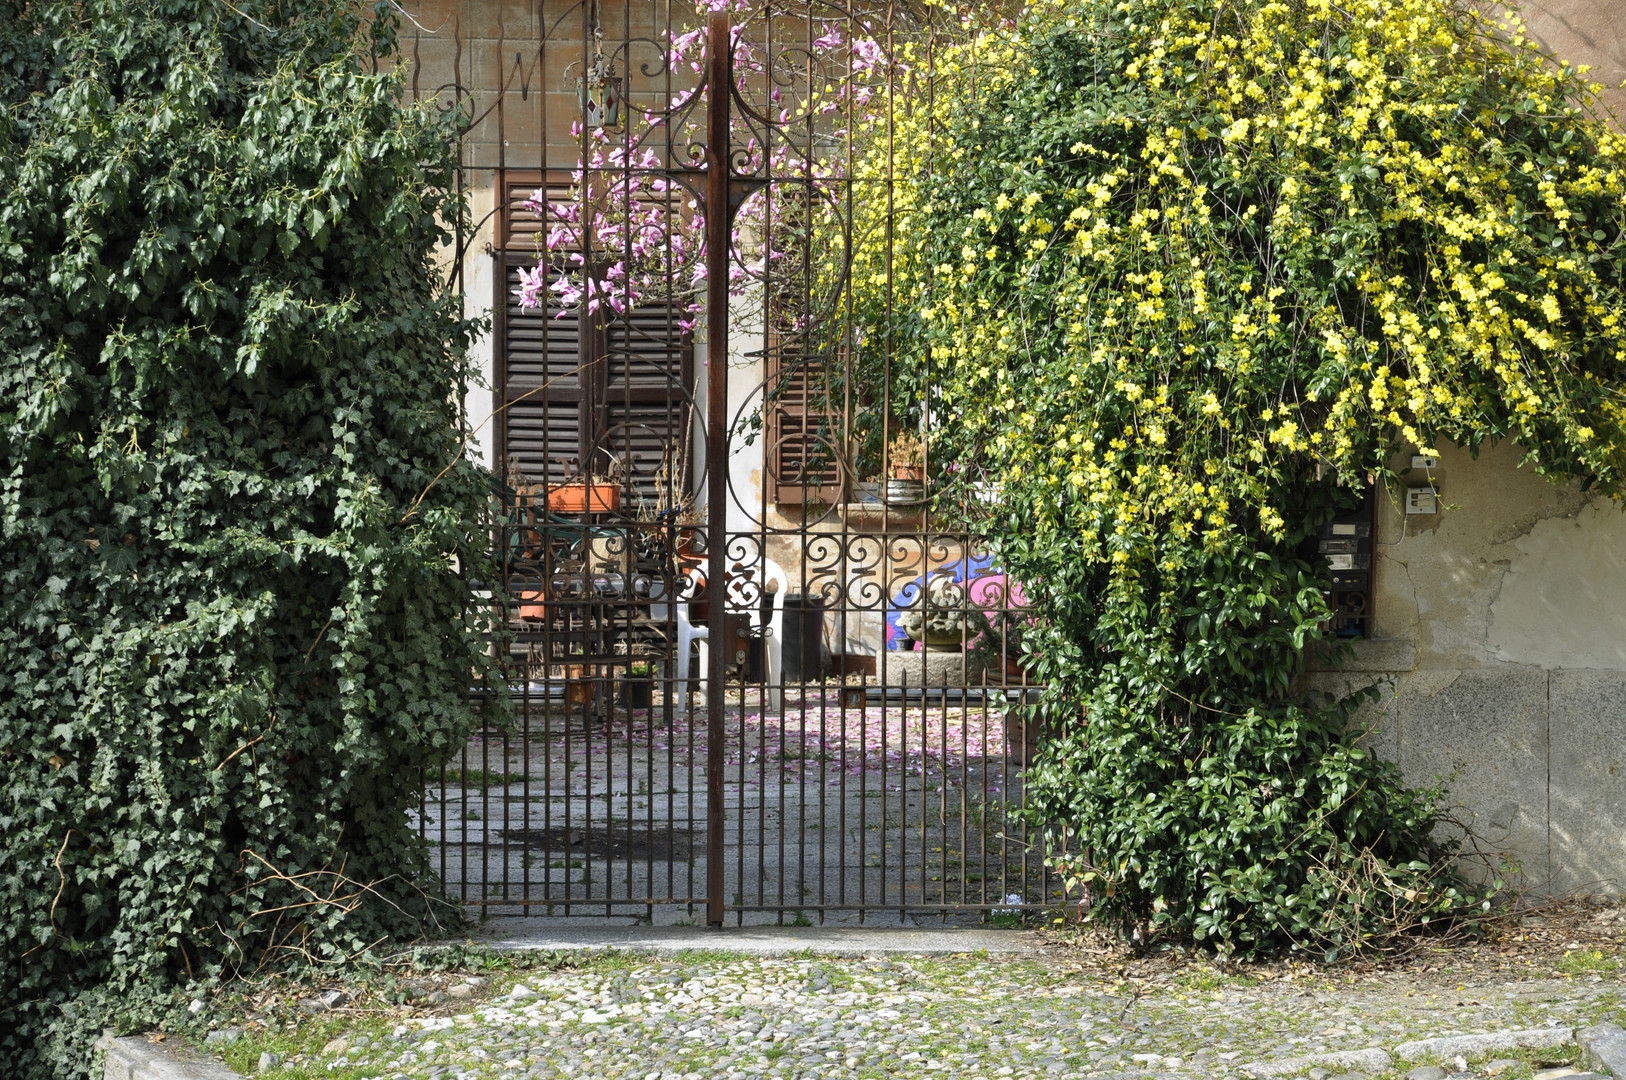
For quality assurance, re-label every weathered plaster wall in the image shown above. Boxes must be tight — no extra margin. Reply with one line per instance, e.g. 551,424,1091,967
1295,0,1626,901
1306,441,1626,895
1489,500,1626,669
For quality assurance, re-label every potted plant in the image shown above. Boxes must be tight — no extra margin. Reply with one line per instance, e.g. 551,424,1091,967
967,607,1033,683
635,451,703,568
543,456,625,515
1001,702,1050,766
545,477,620,514
619,660,654,709
887,429,925,479
884,430,926,504
502,459,554,622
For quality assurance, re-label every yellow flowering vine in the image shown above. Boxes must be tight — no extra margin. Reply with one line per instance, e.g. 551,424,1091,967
836,0,1625,952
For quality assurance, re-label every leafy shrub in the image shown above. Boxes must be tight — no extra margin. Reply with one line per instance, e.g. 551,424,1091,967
846,0,1626,951
0,3,494,1075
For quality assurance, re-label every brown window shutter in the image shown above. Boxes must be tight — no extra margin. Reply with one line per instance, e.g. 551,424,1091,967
499,170,578,252
496,169,695,504
764,330,847,506
497,252,597,487
496,170,592,487
600,302,695,510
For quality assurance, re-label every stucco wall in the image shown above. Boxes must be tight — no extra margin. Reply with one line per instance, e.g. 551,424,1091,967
1304,441,1626,895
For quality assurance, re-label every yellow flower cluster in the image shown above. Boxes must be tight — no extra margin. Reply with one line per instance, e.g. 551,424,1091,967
838,0,1626,570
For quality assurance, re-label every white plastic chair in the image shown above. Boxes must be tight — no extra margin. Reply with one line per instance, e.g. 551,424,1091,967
656,557,788,711
648,565,704,710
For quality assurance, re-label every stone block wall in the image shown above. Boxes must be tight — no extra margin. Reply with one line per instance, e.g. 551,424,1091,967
397,0,685,172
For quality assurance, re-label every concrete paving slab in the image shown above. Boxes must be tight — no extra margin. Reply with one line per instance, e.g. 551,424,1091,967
460,922,1043,955
101,1035,241,1080
1578,1022,1626,1077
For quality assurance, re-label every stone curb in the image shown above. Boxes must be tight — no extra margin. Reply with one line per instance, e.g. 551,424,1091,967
1237,1046,1394,1077
99,1034,242,1080
1579,1022,1626,1076
1393,1026,1578,1062
1239,1023,1617,1079
464,924,1044,956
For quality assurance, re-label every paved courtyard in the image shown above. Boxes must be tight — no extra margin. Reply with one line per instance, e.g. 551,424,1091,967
414,688,1065,925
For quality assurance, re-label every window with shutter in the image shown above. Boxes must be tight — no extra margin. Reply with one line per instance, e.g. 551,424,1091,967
759,180,849,507
498,251,593,486
497,172,584,487
602,302,694,509
495,170,694,505
763,329,847,506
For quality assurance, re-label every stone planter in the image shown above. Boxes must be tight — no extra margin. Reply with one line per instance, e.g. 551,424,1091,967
882,649,985,687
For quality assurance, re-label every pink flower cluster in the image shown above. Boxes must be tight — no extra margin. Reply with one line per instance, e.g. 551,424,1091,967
512,1,894,330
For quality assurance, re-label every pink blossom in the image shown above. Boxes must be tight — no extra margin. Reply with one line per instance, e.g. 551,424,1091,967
852,37,884,70
511,11,894,328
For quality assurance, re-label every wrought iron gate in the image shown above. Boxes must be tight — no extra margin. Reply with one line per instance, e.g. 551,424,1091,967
411,0,1077,926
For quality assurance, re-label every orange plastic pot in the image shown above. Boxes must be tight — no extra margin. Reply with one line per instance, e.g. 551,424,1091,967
547,483,620,513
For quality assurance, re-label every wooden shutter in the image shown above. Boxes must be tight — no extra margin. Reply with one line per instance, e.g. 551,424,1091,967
496,170,693,499
499,171,577,251
498,171,589,486
600,302,694,507
764,331,847,505
498,253,597,486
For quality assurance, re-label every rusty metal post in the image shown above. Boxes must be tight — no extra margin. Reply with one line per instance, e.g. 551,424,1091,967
704,10,731,930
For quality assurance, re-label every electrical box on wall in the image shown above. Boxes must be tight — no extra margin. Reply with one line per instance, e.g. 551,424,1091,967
1406,486,1438,515
1301,487,1375,638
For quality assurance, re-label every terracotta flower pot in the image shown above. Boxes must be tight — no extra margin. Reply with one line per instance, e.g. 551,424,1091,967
1003,708,1045,766
514,583,547,622
547,482,619,513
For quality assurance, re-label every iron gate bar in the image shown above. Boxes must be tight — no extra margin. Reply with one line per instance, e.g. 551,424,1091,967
703,9,731,931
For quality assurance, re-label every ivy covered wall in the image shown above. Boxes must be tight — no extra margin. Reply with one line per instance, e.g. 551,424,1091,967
0,4,496,1077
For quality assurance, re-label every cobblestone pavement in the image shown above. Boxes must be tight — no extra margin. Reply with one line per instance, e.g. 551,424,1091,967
203,907,1626,1080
